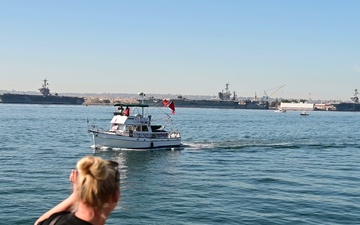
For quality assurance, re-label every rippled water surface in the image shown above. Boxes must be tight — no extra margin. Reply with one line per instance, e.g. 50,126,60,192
0,104,359,224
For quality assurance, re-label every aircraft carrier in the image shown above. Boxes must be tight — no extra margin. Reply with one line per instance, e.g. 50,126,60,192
331,89,360,111
138,83,269,110
0,79,85,105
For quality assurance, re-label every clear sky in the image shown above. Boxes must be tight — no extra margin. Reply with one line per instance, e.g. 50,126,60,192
1,0,360,100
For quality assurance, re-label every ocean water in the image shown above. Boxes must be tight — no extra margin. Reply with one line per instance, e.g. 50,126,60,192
0,104,359,225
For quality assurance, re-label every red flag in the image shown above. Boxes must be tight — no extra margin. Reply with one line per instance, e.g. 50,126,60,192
162,99,176,114
162,99,169,107
168,101,175,114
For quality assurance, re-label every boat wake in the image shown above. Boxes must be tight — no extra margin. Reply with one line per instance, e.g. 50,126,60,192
182,141,296,150
183,142,217,150
92,139,360,152
181,141,360,151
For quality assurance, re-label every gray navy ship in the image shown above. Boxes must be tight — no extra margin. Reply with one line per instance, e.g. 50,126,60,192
0,79,85,105
331,89,360,111
138,83,269,110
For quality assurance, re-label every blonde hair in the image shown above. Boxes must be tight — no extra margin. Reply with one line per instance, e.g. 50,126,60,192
76,156,120,209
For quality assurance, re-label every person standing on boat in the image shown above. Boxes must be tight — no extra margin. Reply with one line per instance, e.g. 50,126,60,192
124,106,130,116
118,106,124,116
34,156,120,225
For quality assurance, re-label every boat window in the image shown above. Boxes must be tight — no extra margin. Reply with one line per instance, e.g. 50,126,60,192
118,125,125,131
142,126,148,131
135,126,141,131
151,125,162,131
110,124,119,131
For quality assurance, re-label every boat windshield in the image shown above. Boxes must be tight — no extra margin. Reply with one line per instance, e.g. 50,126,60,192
118,124,126,131
110,124,126,131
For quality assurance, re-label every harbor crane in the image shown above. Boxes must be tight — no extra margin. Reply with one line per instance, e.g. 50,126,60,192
263,84,286,101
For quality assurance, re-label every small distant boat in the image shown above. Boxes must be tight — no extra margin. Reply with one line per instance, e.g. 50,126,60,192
275,108,286,113
88,102,182,149
300,111,309,116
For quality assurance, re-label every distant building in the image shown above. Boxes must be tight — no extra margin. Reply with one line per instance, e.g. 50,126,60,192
280,102,314,111
314,103,336,111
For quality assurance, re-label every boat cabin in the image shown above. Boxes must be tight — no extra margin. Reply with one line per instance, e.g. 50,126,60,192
109,103,170,138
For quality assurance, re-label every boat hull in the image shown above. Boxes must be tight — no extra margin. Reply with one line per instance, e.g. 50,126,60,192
90,131,182,149
172,99,239,109
332,103,360,111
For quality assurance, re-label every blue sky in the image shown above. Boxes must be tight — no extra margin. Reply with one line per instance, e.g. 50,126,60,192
1,0,360,100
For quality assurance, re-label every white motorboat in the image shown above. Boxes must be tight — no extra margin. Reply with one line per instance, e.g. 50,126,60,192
88,103,181,149
275,108,286,113
300,111,309,116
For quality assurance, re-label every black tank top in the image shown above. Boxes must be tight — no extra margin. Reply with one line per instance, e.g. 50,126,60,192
37,211,92,225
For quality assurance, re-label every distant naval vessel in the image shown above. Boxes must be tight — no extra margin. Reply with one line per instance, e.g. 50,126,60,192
138,83,269,110
0,79,85,105
331,89,360,111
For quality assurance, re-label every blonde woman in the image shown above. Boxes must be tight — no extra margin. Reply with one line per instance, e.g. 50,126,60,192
35,156,120,225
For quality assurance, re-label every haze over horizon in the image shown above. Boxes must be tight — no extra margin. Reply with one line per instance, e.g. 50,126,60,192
1,1,360,101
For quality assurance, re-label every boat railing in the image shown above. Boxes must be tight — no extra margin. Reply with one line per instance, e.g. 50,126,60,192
139,117,149,123
131,132,169,139
88,125,105,133
152,133,168,139
132,116,149,124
